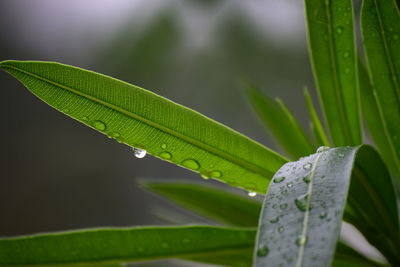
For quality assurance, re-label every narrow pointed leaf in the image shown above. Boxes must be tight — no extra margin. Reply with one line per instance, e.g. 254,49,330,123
303,88,331,147
254,145,399,267
0,60,288,193
358,59,400,179
333,243,384,267
305,0,361,146
361,0,400,180
0,226,255,266
245,84,314,159
142,181,261,227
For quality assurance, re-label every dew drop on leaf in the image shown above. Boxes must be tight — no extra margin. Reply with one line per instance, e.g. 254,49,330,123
133,148,147,158
270,216,279,223
278,226,284,233
181,159,200,170
296,235,307,246
257,245,269,257
320,211,328,219
248,191,257,197
159,151,172,160
303,175,312,184
273,176,286,183
303,163,312,170
161,143,167,149
110,132,121,138
210,170,222,178
286,182,293,188
336,26,343,35
93,120,106,131
294,194,309,212
280,203,288,210
81,116,89,121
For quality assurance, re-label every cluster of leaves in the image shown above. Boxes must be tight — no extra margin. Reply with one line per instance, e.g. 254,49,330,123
0,0,400,266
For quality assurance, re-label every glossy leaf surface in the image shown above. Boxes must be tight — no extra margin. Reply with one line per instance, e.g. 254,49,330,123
0,226,255,266
305,0,361,146
361,0,400,180
0,60,287,193
246,84,314,159
254,145,398,267
142,181,261,227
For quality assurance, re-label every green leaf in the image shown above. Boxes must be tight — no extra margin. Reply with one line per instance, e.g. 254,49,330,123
253,145,399,266
305,0,361,146
245,84,314,159
0,226,255,266
303,88,331,147
332,243,384,267
0,60,288,193
142,181,261,227
358,59,400,179
361,0,400,180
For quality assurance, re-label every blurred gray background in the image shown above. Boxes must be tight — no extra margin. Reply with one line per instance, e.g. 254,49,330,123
0,0,317,237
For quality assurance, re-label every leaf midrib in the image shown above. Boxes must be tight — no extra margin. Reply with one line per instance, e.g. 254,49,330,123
0,63,279,179
295,152,324,267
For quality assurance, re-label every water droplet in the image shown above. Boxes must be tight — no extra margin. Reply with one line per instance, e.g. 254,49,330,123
273,176,286,183
294,194,310,212
320,212,328,219
181,159,200,170
93,120,106,131
161,143,167,149
272,204,278,209
248,191,257,197
110,132,121,138
278,226,284,232
159,151,172,160
336,26,343,35
287,182,293,188
270,216,279,223
133,148,147,158
210,170,222,178
303,175,312,184
394,34,399,40
303,163,312,170
200,173,210,180
343,52,350,58
82,116,89,121
338,152,345,158
257,245,269,257
296,235,307,246
280,203,288,209
317,146,330,153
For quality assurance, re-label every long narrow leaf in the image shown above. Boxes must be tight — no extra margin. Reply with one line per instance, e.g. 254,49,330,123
358,59,400,179
0,226,255,266
303,88,331,147
254,145,398,266
245,84,314,159
305,0,361,146
142,181,261,227
361,0,400,180
0,60,288,193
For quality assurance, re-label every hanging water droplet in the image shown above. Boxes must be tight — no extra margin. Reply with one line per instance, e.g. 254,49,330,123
278,226,284,233
287,182,293,188
133,148,147,158
319,211,328,219
303,175,312,184
161,143,167,149
296,235,307,246
257,245,269,257
93,120,106,131
270,216,279,223
248,191,257,197
294,194,310,212
273,176,286,183
159,151,172,160
317,146,330,153
336,26,343,35
181,159,200,170
303,163,312,170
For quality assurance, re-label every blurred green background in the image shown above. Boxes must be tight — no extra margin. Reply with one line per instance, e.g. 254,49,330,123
0,0,316,236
